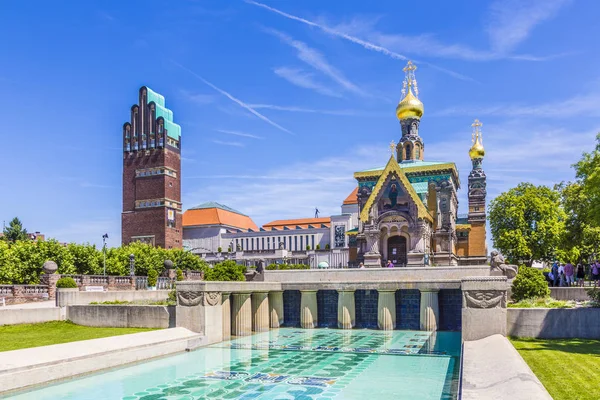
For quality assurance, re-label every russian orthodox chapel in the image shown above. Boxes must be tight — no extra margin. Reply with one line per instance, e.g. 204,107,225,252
352,61,487,267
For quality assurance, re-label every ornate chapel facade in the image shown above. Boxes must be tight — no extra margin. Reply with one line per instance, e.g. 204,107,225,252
351,61,488,267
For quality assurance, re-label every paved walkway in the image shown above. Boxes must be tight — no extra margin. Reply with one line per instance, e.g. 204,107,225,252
0,300,56,309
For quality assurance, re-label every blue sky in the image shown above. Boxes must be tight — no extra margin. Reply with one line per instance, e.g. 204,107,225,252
1,0,599,248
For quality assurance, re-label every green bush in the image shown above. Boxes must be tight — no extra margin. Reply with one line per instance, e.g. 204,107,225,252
176,268,184,281
325,244,330,250
56,277,78,288
306,245,311,250
217,247,222,253
511,266,550,302
168,287,177,304
316,244,321,250
204,260,246,281
147,269,158,287
586,287,600,305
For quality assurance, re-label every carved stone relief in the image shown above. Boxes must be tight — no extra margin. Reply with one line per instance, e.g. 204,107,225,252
178,290,203,307
462,290,507,309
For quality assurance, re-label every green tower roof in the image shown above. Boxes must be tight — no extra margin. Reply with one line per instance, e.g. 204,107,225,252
146,87,181,140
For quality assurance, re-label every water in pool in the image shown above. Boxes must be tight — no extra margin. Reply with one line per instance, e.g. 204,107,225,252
7,328,461,399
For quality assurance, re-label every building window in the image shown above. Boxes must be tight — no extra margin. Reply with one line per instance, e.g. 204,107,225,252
262,237,265,250
246,239,249,250
300,236,303,250
312,235,315,249
294,236,298,251
288,236,292,250
335,225,346,248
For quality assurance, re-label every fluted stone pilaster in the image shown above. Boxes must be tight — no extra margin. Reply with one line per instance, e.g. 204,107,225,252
252,291,270,332
222,292,231,341
232,293,252,336
269,290,284,328
420,290,439,331
377,290,396,330
300,290,318,329
337,290,355,329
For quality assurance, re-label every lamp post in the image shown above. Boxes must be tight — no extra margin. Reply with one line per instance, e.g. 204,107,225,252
102,234,108,276
129,254,135,276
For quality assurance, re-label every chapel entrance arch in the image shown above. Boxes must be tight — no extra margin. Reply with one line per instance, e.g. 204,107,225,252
387,236,407,267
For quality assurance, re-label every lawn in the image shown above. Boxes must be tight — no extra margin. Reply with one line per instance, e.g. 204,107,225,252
510,337,600,400
0,321,157,352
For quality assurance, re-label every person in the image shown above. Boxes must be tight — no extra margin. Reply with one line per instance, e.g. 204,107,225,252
558,263,566,287
359,262,365,269
551,262,559,287
256,259,264,274
386,260,394,268
576,263,585,287
591,261,600,287
564,262,574,287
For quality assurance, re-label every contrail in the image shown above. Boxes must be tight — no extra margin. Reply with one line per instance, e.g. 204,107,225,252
172,60,294,135
244,0,474,82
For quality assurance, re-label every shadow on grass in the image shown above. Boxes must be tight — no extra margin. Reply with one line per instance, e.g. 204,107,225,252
510,337,600,357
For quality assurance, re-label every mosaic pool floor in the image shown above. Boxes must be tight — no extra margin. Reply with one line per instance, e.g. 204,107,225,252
7,329,461,400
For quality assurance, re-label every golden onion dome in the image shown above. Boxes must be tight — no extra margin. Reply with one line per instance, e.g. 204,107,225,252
396,88,424,120
469,138,485,159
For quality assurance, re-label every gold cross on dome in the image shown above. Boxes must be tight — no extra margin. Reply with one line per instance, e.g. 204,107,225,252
472,119,482,129
403,61,417,73
390,140,396,155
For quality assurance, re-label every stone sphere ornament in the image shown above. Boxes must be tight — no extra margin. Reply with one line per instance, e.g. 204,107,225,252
42,261,58,274
164,260,174,269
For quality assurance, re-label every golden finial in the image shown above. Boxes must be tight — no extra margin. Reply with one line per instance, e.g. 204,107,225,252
469,119,485,160
390,140,396,156
396,61,423,120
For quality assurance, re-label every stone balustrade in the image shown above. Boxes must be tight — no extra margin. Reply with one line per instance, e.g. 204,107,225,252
0,285,50,305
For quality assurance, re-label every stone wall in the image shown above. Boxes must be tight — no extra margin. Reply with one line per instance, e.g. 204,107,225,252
549,287,590,301
67,305,174,328
0,307,64,326
264,266,491,283
56,289,170,307
507,308,600,339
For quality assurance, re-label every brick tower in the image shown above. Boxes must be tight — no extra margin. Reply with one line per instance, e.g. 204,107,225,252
121,86,183,249
467,119,487,262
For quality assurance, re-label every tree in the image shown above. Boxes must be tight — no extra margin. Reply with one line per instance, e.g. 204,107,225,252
489,183,565,266
204,260,246,281
573,133,600,226
2,217,29,242
67,243,102,275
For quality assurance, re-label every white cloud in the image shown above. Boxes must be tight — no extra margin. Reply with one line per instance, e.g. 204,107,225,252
212,140,245,147
273,67,342,98
216,129,265,140
172,60,294,135
487,0,572,54
434,92,600,118
265,29,366,96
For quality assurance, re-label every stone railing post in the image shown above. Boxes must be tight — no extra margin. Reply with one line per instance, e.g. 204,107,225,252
107,276,116,290
268,290,284,328
377,290,396,330
337,290,355,329
42,274,61,300
300,290,318,329
175,282,223,344
461,277,508,341
419,289,439,331
231,293,252,336
252,292,270,332
222,293,231,341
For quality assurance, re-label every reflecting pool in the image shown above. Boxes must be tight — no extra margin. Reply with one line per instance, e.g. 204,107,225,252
8,328,461,399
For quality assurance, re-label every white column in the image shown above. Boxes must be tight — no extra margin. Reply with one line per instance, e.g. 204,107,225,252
300,290,318,329
231,293,252,336
269,290,284,328
419,290,439,331
337,290,355,329
252,291,270,332
222,292,231,341
377,290,396,330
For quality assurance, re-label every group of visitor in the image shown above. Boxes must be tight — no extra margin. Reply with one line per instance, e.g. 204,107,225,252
547,260,600,287
358,260,396,268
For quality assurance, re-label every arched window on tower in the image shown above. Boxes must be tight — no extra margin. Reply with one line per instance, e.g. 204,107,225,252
415,145,420,160
405,144,412,160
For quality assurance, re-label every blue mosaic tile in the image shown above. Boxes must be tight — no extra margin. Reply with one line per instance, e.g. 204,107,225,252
317,290,338,328
283,290,301,327
396,289,420,330
355,289,379,329
439,289,462,331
